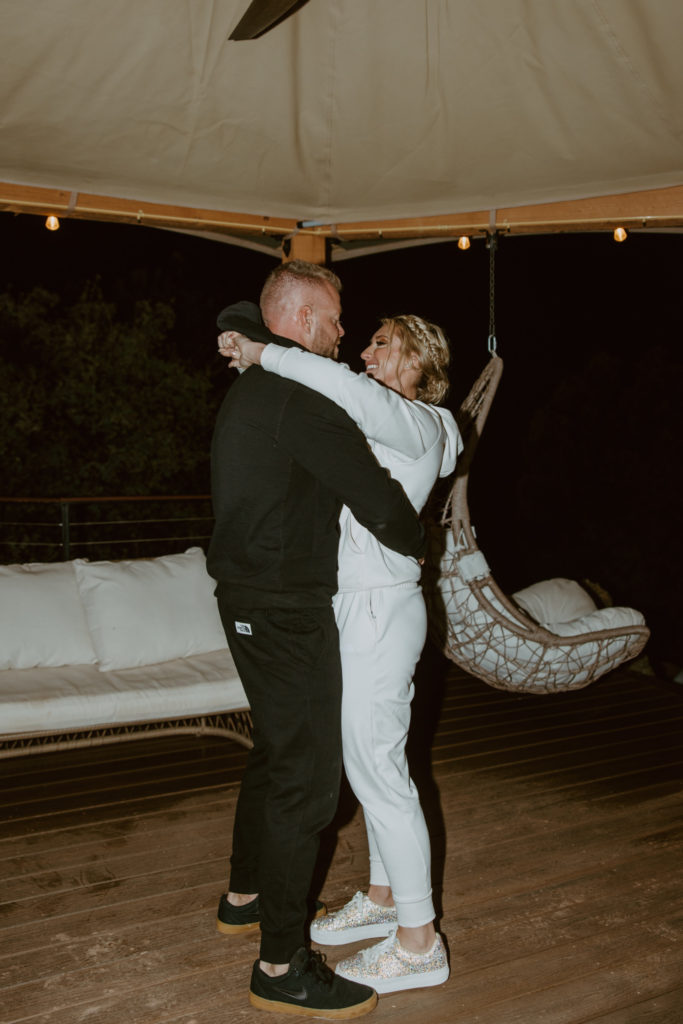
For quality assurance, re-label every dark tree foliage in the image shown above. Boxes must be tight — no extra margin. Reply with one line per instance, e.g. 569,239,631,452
0,283,215,497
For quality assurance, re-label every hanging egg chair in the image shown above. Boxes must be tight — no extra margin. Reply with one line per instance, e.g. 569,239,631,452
424,239,650,694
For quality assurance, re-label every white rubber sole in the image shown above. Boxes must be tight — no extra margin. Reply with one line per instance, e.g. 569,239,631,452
335,964,450,994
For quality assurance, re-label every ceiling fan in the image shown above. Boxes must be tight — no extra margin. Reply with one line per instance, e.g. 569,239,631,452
229,0,311,40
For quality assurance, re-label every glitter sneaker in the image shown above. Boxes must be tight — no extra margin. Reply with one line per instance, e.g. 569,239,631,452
335,927,449,994
310,891,398,946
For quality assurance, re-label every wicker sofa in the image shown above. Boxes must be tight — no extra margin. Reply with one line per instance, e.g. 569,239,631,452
0,547,251,758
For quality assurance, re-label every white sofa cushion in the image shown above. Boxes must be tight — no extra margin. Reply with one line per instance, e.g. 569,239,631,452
0,649,247,734
512,577,597,625
0,561,98,670
73,548,227,671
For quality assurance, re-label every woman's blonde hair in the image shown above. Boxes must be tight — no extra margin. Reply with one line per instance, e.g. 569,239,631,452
381,314,451,404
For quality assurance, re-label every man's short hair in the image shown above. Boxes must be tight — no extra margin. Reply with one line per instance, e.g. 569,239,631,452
260,260,342,321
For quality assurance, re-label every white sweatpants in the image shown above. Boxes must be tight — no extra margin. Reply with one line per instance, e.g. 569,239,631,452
333,582,434,928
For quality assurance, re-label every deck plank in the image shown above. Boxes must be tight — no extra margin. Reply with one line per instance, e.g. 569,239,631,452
1,659,682,1024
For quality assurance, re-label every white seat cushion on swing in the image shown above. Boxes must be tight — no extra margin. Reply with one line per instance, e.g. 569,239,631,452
512,578,597,625
544,605,646,636
512,578,646,635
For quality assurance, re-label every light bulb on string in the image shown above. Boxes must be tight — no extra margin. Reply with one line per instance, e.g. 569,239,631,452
45,215,60,231
457,235,471,250
613,226,627,243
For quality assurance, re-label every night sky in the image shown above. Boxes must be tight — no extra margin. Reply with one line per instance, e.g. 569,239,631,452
1,212,681,665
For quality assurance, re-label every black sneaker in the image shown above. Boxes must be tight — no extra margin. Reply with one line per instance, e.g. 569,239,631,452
249,947,377,1018
216,894,261,935
217,895,327,935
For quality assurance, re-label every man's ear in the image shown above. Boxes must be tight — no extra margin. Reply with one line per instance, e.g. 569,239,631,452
297,303,313,336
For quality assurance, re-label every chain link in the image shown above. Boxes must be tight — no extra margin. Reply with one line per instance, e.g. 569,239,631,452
487,232,498,354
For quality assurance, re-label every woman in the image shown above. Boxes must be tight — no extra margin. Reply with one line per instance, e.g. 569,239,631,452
219,314,462,994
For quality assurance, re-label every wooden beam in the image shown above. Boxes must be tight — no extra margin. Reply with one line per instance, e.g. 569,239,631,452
0,182,296,240
497,185,683,235
2,181,682,249
308,185,683,240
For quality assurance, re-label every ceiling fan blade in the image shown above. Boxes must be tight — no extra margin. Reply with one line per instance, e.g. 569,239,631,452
229,0,310,41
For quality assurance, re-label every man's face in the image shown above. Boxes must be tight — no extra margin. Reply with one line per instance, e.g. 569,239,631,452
307,283,345,359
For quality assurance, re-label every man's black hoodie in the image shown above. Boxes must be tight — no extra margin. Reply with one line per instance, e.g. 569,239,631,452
207,302,425,607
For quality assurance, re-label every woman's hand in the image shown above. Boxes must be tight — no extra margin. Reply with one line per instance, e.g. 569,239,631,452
217,331,266,369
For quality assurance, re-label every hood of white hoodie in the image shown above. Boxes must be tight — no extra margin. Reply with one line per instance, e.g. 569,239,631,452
432,405,464,478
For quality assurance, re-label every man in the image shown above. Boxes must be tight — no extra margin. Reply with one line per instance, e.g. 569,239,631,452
207,260,426,1018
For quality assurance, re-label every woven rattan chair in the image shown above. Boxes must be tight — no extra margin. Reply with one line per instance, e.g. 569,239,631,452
425,355,650,693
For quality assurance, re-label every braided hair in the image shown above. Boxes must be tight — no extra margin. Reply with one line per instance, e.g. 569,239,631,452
380,315,450,404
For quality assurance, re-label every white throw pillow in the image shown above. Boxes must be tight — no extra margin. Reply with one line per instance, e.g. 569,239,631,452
0,561,98,669
73,548,227,671
512,577,597,626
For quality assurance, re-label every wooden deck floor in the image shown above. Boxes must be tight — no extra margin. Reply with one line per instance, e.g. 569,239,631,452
2,651,683,1024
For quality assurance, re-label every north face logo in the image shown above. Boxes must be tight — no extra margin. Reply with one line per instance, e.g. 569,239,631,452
235,621,253,635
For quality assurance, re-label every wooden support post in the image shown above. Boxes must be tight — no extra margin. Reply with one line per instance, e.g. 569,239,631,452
283,232,327,265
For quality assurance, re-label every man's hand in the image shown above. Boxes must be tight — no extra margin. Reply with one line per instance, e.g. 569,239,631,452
218,331,266,369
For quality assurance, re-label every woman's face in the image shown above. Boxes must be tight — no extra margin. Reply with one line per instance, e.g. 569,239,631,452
361,326,420,397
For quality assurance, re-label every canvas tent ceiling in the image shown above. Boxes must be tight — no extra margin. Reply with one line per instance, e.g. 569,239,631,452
1,0,683,260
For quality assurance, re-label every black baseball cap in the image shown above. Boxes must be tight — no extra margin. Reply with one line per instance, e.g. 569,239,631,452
216,300,292,347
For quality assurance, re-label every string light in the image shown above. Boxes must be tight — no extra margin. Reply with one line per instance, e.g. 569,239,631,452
45,215,60,231
457,235,471,250
613,226,627,242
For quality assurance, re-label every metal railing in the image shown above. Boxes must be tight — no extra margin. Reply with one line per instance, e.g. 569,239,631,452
0,495,214,563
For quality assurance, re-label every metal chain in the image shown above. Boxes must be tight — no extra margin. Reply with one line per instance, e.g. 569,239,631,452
487,232,498,354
